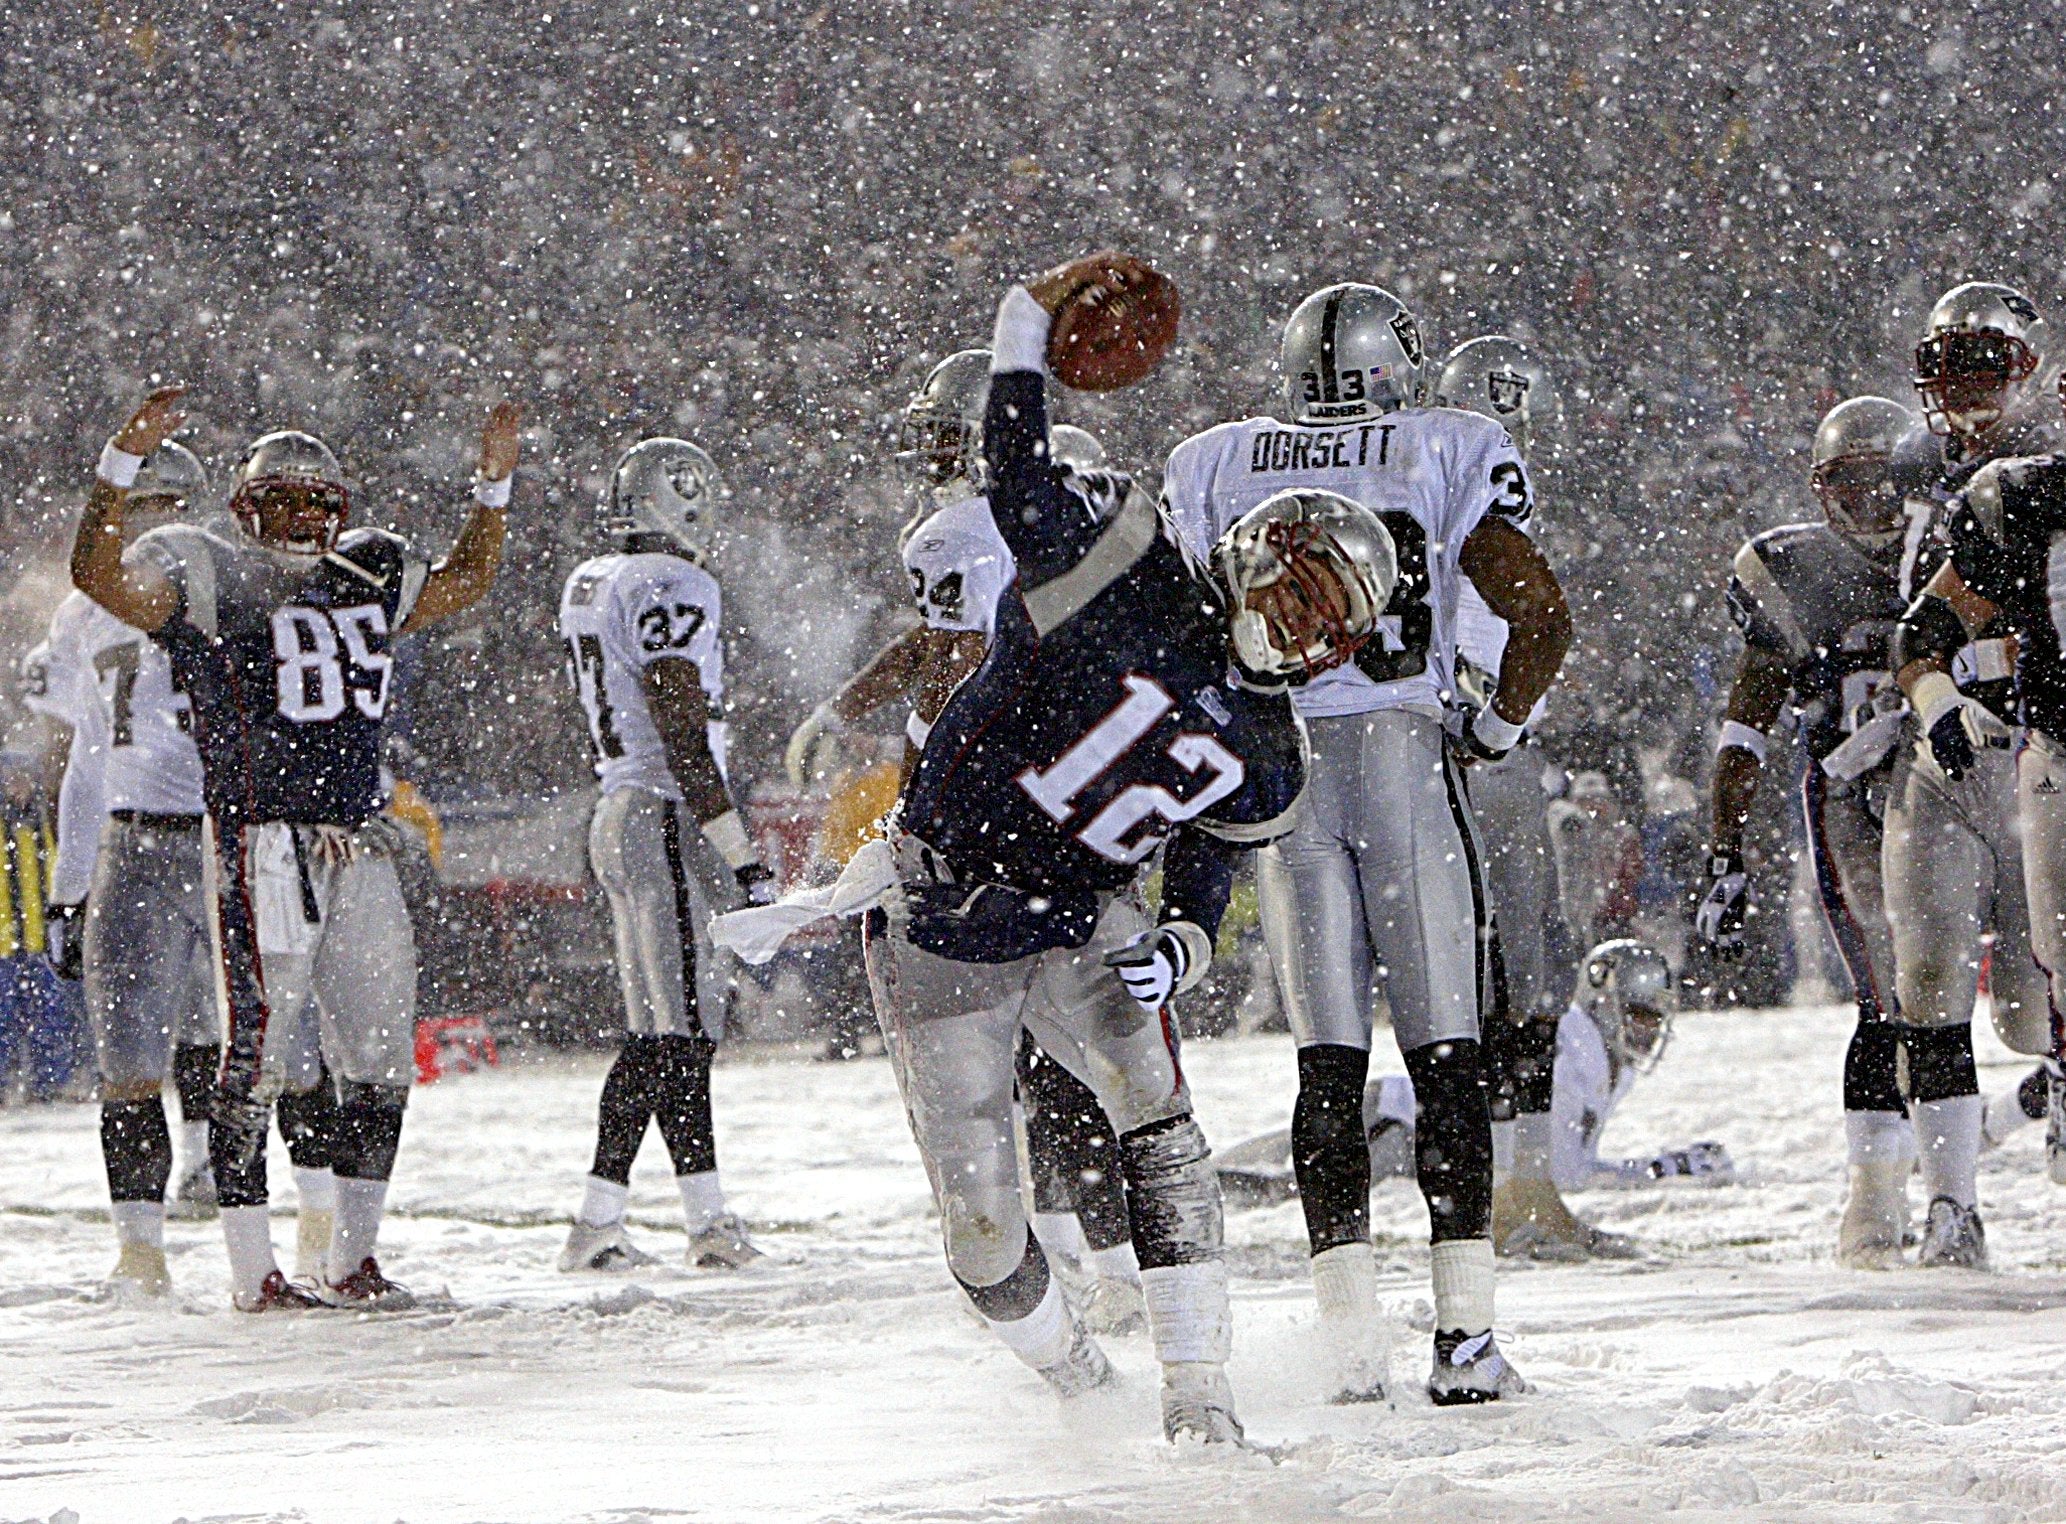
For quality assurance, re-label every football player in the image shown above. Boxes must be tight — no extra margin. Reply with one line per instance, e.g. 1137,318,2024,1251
1877,283,2059,1266
1163,285,1570,1405
1430,335,1603,1260
858,255,1330,1443
70,384,520,1311
1695,394,1949,1266
556,437,772,1274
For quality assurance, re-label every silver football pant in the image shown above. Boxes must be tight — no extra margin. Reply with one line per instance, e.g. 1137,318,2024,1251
1257,708,1487,1053
83,815,219,1093
1465,741,1572,1021
2014,730,2066,1051
590,787,731,1040
1882,741,2050,1051
1800,767,1898,1024
863,894,1188,1289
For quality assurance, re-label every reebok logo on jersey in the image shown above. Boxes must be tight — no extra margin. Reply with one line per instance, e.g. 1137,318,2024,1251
1194,685,1233,726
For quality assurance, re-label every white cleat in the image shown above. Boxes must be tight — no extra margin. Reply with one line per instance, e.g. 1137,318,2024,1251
559,1220,659,1273
1160,1362,1244,1444
168,1160,219,1221
1916,1197,1988,1269
108,1242,172,1298
295,1210,334,1283
686,1212,764,1269
1428,1329,1527,1406
1036,1316,1116,1398
321,1256,418,1311
1836,1160,1910,1269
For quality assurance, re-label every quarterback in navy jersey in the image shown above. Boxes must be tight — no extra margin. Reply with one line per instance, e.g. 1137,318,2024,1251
864,255,1381,1445
72,384,520,1312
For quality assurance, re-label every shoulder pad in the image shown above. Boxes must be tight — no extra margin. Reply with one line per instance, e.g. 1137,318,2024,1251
1961,460,2013,545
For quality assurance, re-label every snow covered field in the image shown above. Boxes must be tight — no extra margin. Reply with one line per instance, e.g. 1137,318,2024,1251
5,1007,2065,1524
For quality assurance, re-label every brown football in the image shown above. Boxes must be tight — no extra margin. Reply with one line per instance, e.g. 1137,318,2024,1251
1044,256,1181,392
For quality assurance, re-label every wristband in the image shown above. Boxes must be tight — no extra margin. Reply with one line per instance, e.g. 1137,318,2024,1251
991,285,1052,375
473,475,513,509
1472,704,1525,755
1716,720,1769,763
700,808,757,872
98,442,144,489
1910,670,1962,732
905,710,932,748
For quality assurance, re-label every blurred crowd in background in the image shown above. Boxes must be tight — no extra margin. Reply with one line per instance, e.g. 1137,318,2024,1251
2,1,2058,1085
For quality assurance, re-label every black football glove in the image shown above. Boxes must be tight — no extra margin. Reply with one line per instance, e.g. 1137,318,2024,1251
45,900,85,983
1926,704,1977,782
734,862,778,907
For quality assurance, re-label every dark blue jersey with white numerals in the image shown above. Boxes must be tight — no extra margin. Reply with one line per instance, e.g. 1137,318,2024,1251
900,364,1306,961
130,524,428,831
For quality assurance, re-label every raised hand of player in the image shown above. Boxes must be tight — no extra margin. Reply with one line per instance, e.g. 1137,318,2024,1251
111,384,188,457
478,400,523,483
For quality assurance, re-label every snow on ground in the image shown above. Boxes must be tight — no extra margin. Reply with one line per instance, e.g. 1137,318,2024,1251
4,1006,2066,1524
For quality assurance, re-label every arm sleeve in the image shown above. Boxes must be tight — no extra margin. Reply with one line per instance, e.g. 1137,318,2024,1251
1159,825,1240,944
1724,541,1801,660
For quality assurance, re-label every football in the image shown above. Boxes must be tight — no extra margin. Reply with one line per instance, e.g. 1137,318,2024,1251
1042,252,1182,392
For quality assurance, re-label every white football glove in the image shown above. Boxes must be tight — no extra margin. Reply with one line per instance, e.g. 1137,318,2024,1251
782,701,847,789
1694,854,1751,959
1103,926,1195,1015
1646,1140,1735,1183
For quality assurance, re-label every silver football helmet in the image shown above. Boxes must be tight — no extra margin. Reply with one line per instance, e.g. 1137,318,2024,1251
896,349,991,486
603,437,728,559
1579,938,1676,1075
1212,487,1395,684
1047,423,1106,473
129,440,208,510
1914,281,2048,439
1810,396,1918,552
1280,283,1426,425
1432,336,1556,460
229,430,349,554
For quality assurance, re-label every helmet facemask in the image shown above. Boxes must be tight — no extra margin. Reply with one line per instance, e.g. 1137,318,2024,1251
233,477,348,556
1214,490,1394,687
895,408,982,488
1914,328,2039,440
1812,450,1905,551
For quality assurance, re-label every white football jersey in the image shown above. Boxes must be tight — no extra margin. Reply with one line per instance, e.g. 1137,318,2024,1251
46,590,204,817
1162,407,1532,718
22,632,104,905
559,551,727,800
901,494,1017,637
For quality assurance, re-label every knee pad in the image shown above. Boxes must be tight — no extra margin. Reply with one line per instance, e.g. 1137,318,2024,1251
1901,1023,1979,1105
1119,1114,1223,1271
1292,1043,1372,1255
100,1098,173,1203
1402,1037,1494,1244
954,1227,1052,1321
276,1070,338,1171
1843,1018,1906,1113
330,1082,407,1182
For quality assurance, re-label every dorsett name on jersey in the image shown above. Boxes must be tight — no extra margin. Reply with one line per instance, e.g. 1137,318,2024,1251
1162,406,1532,721
130,524,427,831
558,551,727,800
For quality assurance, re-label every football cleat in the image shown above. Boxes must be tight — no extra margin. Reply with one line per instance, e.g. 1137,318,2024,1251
1428,1329,1527,1406
1160,1362,1245,1444
1493,1176,1605,1262
234,1269,325,1313
1916,1197,1988,1270
1035,1316,1116,1399
1836,1160,1911,1269
686,1212,763,1269
559,1220,659,1274
109,1242,172,1298
295,1209,334,1282
1077,1274,1147,1337
168,1159,219,1220
321,1256,418,1310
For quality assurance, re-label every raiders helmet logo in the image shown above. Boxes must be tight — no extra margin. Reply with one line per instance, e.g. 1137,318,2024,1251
1487,368,1531,416
2002,290,2039,323
1389,310,1423,369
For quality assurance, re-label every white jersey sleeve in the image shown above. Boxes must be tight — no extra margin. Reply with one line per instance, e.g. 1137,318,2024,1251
1549,1004,1645,1190
901,495,1016,637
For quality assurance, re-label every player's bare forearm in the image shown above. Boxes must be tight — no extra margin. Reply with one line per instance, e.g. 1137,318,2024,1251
1710,646,1789,857
72,478,175,631
1460,517,1571,723
831,623,936,725
401,503,505,633
1709,748,1762,860
913,630,986,726
1894,562,1997,696
645,660,733,824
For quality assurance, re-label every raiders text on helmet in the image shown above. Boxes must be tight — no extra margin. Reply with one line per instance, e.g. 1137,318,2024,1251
1581,938,1676,1074
1281,283,1425,426
1046,423,1106,473
1432,336,1557,462
229,430,349,555
604,437,728,560
1810,396,1918,551
896,349,991,486
1212,487,1395,684
1913,281,2048,440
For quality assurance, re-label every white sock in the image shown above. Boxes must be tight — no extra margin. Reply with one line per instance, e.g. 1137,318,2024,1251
985,1274,1075,1369
1085,1239,1140,1284
1491,1118,1516,1180
295,1167,337,1214
329,1176,389,1278
1912,1095,1983,1209
179,1121,210,1170
1030,1210,1091,1266
677,1169,725,1233
579,1175,630,1230
1141,1260,1232,1365
1430,1238,1495,1335
112,1199,166,1249
221,1204,279,1300
1311,1241,1379,1330
1846,1109,1916,1167
1512,1113,1555,1182
1983,1088,2037,1146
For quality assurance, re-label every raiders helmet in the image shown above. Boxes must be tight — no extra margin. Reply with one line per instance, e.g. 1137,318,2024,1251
603,437,727,560
1280,283,1425,425
1047,423,1106,473
896,349,991,486
1579,938,1676,1075
229,430,348,555
1212,487,1395,684
1432,336,1556,460
129,440,208,510
1810,396,1918,552
1914,281,2048,440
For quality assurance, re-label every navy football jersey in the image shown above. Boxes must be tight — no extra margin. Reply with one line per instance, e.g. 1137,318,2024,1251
130,525,428,830
900,362,1306,960
1942,452,2066,745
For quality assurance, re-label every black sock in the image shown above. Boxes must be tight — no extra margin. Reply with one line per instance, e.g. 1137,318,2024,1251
1118,1114,1222,1271
330,1082,407,1182
1843,1017,1906,1113
101,1097,174,1203
650,1033,718,1178
277,1068,338,1171
172,1043,221,1125
1902,1024,1979,1105
954,1228,1052,1321
2019,1064,2051,1121
1403,1037,1494,1244
209,1102,271,1209
1018,1035,1130,1250
591,1036,657,1184
1292,1043,1372,1255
